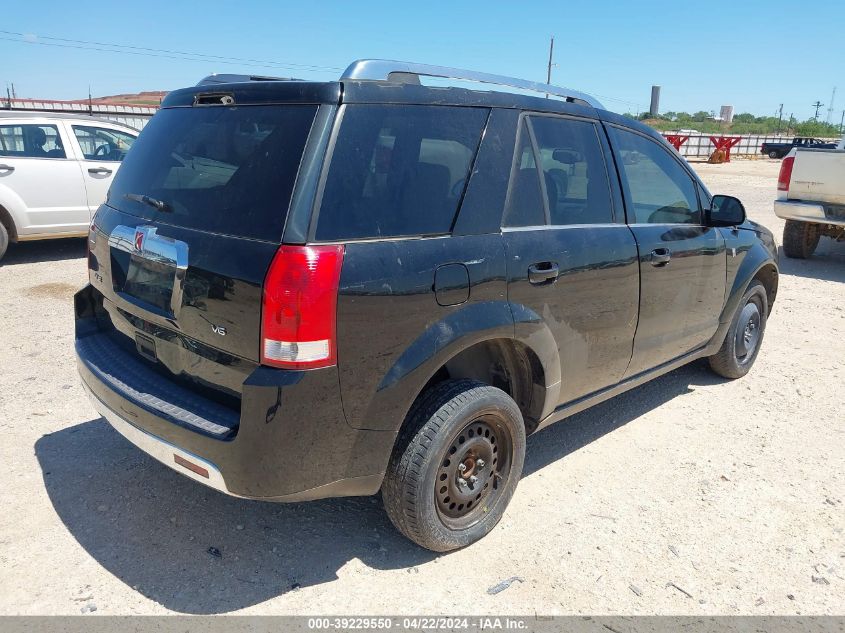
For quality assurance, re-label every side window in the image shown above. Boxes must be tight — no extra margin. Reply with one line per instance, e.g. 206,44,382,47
503,120,545,227
530,116,613,225
72,125,136,161
316,105,488,241
0,124,66,159
609,127,701,225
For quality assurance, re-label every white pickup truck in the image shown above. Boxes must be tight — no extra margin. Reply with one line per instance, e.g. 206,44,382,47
775,135,845,258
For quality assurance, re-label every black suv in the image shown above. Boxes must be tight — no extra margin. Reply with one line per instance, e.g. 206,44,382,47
75,60,779,552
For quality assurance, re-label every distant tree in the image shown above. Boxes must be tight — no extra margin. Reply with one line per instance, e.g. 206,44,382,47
794,119,840,137
630,108,842,138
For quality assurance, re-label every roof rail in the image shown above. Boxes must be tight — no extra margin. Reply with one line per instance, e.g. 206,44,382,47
196,73,303,86
340,59,603,109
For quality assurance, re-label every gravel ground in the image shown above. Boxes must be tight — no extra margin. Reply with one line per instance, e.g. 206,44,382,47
0,159,842,616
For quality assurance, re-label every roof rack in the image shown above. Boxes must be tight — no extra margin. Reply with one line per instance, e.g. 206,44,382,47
341,59,603,109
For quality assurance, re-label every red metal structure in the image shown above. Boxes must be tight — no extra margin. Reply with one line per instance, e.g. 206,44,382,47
708,136,742,162
664,134,689,152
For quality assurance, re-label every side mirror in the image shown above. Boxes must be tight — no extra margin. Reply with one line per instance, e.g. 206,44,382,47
708,194,746,227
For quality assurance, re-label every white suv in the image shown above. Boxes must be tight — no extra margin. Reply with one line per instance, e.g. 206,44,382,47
0,111,138,260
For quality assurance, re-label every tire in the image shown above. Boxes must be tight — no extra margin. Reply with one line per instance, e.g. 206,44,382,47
0,222,8,262
707,281,768,379
382,379,526,552
782,220,820,259
768,150,780,159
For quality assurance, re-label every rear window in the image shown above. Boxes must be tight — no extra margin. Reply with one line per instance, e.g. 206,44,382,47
107,105,318,241
315,105,488,241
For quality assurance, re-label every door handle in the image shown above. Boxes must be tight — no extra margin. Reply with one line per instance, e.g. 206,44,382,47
650,248,671,266
0,164,14,172
88,167,113,175
528,261,559,284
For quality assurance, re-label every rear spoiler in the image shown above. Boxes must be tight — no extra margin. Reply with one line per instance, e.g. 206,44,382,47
196,74,303,86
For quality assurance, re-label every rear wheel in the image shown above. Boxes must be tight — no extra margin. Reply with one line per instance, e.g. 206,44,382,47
707,281,768,379
782,219,820,259
382,380,526,552
0,222,8,262
768,150,780,159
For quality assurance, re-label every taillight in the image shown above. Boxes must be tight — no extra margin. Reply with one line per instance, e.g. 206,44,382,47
260,244,345,369
778,156,794,191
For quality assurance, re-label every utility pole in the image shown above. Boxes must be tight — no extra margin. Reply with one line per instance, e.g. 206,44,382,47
10,83,16,99
840,110,844,134
812,101,824,121
777,103,783,134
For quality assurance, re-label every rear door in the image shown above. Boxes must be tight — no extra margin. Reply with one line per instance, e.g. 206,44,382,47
87,101,321,394
501,114,640,405
310,103,502,429
0,120,88,235
67,122,137,218
606,125,726,377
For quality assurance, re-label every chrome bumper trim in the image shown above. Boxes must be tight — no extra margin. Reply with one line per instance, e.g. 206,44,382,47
774,200,845,227
83,383,237,497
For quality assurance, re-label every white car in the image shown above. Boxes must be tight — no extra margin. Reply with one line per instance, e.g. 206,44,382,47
0,111,138,260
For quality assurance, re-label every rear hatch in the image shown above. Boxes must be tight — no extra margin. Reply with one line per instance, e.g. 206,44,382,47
86,82,338,407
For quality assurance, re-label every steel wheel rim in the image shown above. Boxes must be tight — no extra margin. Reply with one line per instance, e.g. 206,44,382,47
434,415,513,530
735,301,761,362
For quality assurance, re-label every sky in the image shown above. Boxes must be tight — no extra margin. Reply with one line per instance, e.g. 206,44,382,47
2,0,844,121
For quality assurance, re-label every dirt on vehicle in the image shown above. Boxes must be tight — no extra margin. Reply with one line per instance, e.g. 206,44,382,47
0,159,842,615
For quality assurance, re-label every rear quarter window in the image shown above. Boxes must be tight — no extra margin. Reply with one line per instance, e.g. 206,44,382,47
314,105,489,241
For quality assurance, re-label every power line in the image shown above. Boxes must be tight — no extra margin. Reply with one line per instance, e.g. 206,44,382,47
1,28,646,111
0,30,343,74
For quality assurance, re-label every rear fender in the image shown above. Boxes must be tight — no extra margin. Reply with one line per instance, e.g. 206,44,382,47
362,300,561,433
0,184,26,239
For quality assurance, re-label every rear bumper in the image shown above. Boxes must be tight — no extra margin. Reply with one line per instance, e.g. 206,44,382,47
774,200,845,227
75,288,394,502
83,382,237,496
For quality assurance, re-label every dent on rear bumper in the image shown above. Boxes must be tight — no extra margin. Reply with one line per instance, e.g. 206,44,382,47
76,327,395,501
85,383,385,500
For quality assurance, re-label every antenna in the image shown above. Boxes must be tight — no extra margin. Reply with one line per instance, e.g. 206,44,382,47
826,87,837,124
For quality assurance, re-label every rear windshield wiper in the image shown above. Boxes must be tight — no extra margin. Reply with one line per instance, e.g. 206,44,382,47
124,193,172,213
